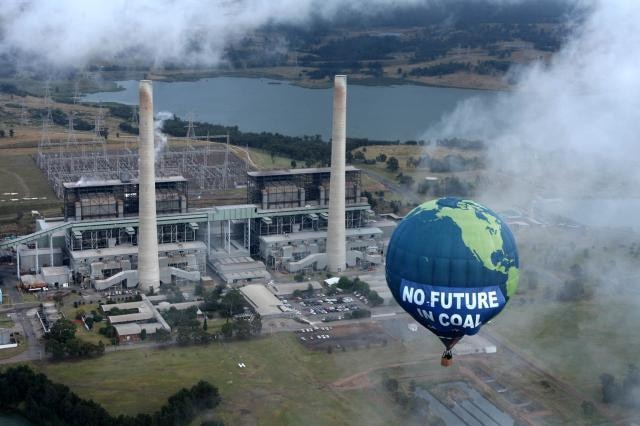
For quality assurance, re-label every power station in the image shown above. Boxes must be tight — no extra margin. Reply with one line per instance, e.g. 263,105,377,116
0,76,387,291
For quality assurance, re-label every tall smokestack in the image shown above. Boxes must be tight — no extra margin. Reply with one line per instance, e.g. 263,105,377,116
327,75,347,273
138,80,160,293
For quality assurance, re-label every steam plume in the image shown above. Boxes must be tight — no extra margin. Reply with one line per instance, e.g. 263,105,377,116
424,1,640,203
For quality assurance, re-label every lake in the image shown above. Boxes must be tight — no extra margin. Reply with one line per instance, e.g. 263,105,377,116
82,77,494,141
0,413,32,425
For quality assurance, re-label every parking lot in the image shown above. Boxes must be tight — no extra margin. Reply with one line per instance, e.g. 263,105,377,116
296,322,391,351
277,291,373,322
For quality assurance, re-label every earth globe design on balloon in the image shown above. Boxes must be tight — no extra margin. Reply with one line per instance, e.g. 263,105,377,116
385,197,519,366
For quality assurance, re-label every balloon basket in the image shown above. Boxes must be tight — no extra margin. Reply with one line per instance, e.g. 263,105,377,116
441,349,453,367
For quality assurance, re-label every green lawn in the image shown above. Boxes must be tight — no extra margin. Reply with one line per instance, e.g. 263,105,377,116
248,148,295,170
36,333,446,425
0,154,61,218
61,303,112,346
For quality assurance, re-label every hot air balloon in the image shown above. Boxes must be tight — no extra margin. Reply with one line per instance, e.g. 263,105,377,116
385,197,519,366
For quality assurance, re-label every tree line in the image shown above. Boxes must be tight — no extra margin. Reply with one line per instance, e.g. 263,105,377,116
334,276,384,307
408,60,512,78
0,366,222,426
159,115,401,167
45,318,105,360
600,364,640,408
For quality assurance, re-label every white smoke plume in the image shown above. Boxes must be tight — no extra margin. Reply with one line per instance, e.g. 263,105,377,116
154,111,173,160
0,0,428,68
424,0,640,204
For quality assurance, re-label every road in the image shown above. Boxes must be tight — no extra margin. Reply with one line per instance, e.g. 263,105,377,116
0,263,44,363
229,145,258,169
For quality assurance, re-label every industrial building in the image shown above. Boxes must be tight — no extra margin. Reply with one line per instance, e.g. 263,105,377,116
101,295,171,344
239,284,290,319
0,76,386,293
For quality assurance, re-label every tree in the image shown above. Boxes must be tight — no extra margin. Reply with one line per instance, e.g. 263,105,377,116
250,315,262,335
291,160,297,168
221,322,234,339
306,283,314,297
194,283,204,297
47,318,77,343
220,289,244,318
53,292,65,306
0,366,221,426
386,156,399,172
235,319,252,339
155,328,171,343
581,400,595,416
176,327,193,346
337,276,353,290
600,373,620,404
383,377,399,393
203,317,208,331
45,339,66,360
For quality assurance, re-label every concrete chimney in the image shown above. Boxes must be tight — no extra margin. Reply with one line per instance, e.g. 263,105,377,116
137,80,160,293
326,75,347,273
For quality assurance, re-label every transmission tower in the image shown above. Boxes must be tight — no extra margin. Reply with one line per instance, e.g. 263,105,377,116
130,105,139,128
94,102,105,139
38,81,54,162
185,113,198,140
20,102,28,126
72,81,80,105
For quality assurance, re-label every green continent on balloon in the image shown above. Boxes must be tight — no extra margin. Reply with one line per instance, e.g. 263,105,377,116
506,267,519,297
408,198,519,296
435,199,505,273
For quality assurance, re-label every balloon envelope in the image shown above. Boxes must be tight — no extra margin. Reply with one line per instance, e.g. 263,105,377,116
385,198,519,348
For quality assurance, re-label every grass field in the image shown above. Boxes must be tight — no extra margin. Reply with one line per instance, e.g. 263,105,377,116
0,154,61,220
36,332,449,425
247,148,295,170
0,314,14,329
29,323,612,425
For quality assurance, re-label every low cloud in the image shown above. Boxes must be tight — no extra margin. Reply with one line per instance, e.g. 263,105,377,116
424,0,640,200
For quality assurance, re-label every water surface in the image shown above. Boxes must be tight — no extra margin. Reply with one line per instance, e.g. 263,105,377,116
83,78,494,140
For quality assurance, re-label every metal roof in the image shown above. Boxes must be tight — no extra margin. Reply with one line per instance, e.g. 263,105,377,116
63,176,187,189
41,266,70,277
247,165,359,178
69,241,206,260
239,284,284,317
259,227,382,244
112,322,163,336
112,323,141,336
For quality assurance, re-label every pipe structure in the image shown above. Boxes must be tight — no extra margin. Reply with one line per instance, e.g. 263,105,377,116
326,75,347,273
137,80,160,293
